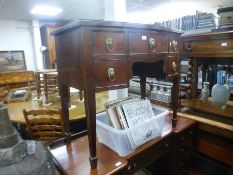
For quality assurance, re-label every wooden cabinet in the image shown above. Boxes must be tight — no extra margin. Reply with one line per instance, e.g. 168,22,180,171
40,24,59,69
181,31,233,97
126,135,172,174
173,125,195,175
181,31,233,167
182,31,233,57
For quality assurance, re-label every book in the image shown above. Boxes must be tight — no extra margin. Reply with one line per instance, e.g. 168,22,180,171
121,99,160,147
115,97,141,129
105,97,132,129
122,99,154,128
217,6,233,15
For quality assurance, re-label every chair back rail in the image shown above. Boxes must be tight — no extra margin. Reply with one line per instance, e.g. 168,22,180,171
23,109,65,141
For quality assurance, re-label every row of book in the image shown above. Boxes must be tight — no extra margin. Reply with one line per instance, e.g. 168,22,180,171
217,6,233,30
154,15,197,31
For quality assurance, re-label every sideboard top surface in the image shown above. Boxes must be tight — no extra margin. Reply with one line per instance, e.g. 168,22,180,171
181,30,233,41
53,20,183,35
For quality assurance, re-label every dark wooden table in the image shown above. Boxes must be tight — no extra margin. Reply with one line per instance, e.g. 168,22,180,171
48,115,196,175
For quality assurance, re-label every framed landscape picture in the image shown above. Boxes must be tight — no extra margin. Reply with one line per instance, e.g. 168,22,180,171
0,50,26,72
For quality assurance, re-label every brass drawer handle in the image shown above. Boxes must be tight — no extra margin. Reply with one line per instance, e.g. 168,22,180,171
170,40,178,50
172,61,177,72
185,43,193,51
105,36,113,52
108,68,116,81
149,37,156,52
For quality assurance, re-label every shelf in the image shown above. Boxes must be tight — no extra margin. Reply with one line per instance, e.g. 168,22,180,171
150,99,171,108
181,99,233,119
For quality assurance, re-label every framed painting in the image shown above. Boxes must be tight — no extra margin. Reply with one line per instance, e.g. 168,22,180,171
0,50,26,72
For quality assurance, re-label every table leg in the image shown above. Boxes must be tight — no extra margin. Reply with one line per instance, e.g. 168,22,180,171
59,84,71,143
140,73,146,99
84,89,97,169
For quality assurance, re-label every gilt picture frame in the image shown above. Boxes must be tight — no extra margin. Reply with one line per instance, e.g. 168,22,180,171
0,50,26,72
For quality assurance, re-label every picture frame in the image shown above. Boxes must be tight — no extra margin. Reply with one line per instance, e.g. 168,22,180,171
0,50,26,72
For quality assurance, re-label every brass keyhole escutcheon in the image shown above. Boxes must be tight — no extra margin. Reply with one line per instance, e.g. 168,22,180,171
149,37,156,52
105,36,113,52
108,67,116,81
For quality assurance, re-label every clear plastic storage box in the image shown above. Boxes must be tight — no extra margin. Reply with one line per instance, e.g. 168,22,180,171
96,106,169,157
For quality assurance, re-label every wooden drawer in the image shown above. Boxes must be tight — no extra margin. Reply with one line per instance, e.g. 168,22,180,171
129,32,168,54
92,31,126,55
182,38,233,53
127,136,172,173
166,56,180,76
94,59,128,88
176,127,194,158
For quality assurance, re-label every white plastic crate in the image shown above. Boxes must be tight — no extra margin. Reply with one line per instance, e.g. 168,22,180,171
96,106,169,157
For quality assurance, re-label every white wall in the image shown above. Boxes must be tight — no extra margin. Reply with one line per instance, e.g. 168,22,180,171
0,20,36,71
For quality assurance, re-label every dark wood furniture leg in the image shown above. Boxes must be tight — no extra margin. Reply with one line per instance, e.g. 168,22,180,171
192,58,198,98
171,74,180,127
140,74,146,99
44,73,49,104
79,90,84,101
36,72,41,99
59,84,71,143
84,89,97,169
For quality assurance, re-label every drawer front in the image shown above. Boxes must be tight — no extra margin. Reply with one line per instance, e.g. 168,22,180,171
166,56,180,76
129,32,168,54
95,59,128,88
183,39,233,53
176,127,194,158
92,31,126,55
127,136,172,173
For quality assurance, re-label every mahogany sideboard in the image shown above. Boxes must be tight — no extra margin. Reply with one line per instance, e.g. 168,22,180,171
181,30,233,166
53,20,182,169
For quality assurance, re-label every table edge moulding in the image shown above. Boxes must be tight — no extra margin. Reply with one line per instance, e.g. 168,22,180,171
53,20,182,169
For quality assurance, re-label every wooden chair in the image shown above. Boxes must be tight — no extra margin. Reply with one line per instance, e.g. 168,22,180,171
0,86,8,103
23,109,64,141
35,69,57,99
43,71,59,104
